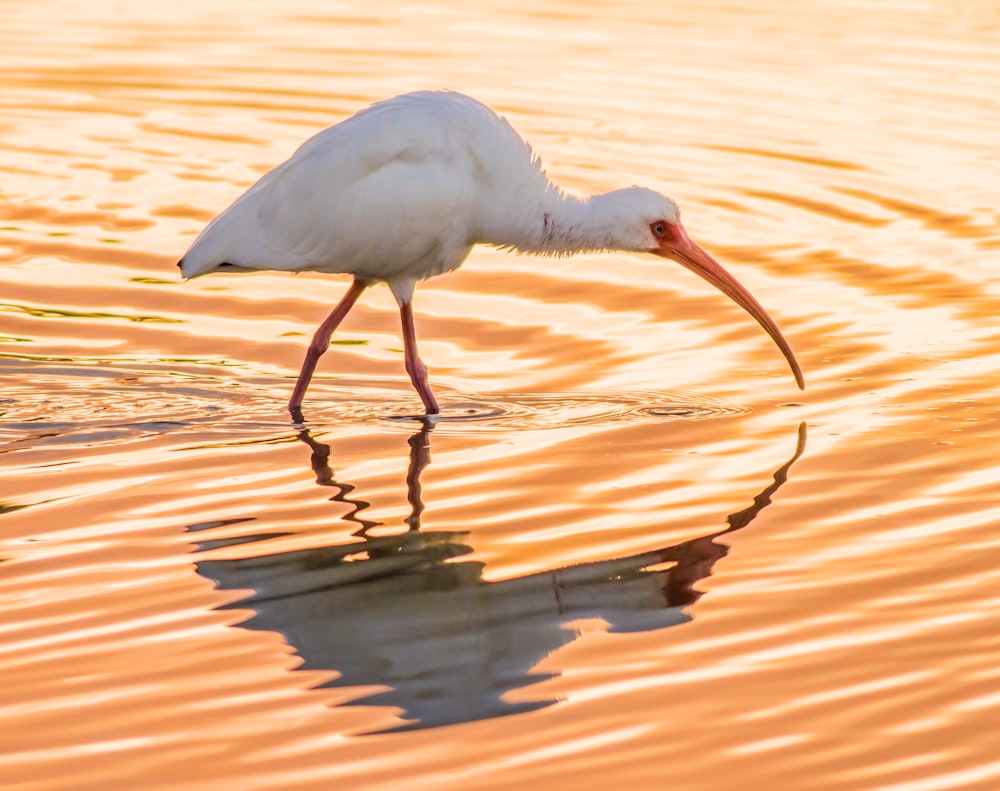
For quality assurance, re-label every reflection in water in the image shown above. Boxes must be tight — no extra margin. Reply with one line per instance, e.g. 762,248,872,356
194,423,806,733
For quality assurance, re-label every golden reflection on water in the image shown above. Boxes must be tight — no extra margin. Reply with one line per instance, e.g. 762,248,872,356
3,0,1000,789
192,423,805,734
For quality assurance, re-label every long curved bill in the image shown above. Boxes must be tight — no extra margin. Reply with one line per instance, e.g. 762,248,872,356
657,228,805,390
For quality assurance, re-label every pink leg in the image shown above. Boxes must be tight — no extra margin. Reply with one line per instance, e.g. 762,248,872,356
399,301,440,415
288,279,369,412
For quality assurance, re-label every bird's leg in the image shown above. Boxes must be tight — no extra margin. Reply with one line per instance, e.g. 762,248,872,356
288,278,369,413
399,301,441,415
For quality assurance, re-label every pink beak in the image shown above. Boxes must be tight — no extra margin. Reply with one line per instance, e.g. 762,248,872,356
656,227,804,390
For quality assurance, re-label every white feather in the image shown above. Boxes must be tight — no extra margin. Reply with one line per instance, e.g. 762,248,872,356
178,91,679,304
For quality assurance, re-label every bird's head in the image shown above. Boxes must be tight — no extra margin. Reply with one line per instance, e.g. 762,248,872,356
610,187,804,390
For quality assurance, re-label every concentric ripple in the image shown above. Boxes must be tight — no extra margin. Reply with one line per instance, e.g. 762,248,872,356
380,390,750,431
2,356,752,443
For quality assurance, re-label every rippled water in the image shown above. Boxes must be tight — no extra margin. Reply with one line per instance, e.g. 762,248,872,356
3,1,1000,789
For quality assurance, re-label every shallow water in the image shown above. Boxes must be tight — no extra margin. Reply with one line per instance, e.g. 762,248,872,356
3,1,1000,789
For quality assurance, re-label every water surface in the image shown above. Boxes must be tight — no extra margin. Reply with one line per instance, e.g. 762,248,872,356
3,1,1000,789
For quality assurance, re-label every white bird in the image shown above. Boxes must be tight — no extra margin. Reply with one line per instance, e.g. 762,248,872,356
179,90,804,416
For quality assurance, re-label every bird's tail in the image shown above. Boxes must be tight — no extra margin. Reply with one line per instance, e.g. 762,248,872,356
177,235,221,279
177,255,251,278
176,209,246,279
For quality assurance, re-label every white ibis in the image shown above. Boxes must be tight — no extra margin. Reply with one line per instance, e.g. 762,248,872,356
178,90,804,415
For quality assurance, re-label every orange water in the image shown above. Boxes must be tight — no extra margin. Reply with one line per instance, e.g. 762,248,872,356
3,2,1000,789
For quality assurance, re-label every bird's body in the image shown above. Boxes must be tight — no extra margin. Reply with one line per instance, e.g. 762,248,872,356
179,90,803,416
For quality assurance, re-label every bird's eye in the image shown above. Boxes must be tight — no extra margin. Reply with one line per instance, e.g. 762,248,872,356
651,222,667,236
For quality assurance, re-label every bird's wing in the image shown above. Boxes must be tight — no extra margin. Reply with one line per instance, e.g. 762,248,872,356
180,96,486,280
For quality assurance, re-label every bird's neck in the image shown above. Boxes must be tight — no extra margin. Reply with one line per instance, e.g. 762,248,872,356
485,187,626,257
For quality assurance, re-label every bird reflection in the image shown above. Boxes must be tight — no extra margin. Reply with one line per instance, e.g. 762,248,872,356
194,422,806,733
